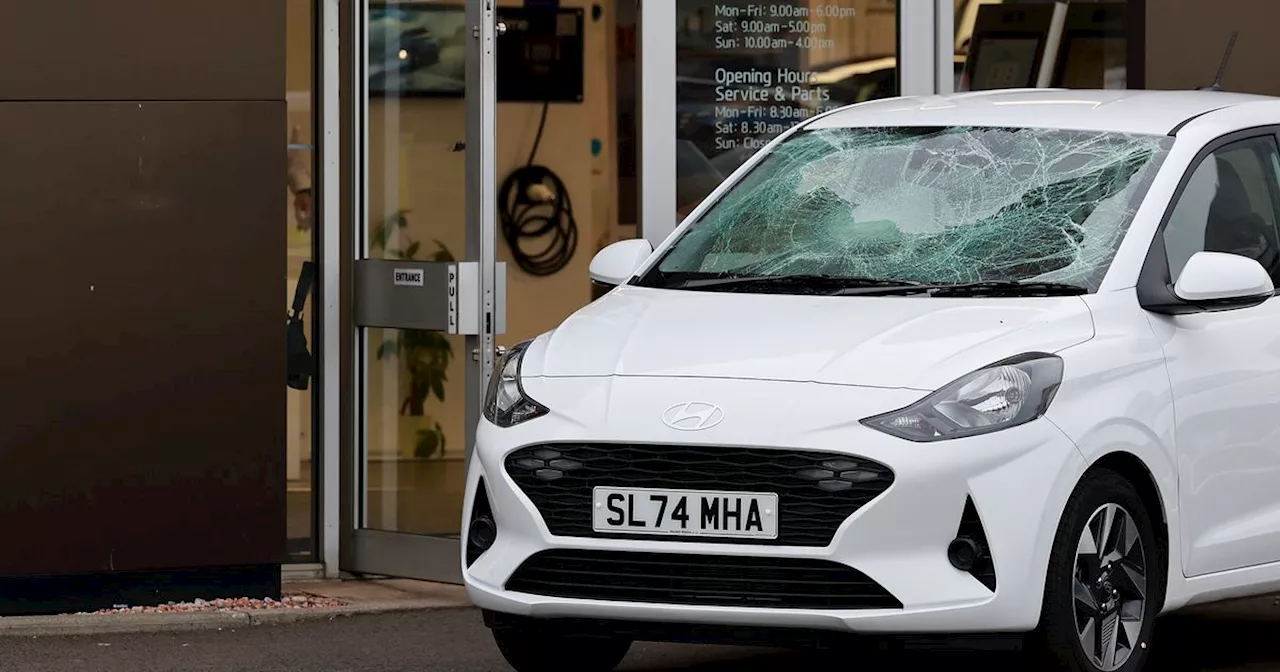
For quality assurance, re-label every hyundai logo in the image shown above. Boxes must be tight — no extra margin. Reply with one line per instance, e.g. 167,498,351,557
662,402,725,431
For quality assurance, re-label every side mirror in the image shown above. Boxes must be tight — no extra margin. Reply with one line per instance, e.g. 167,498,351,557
589,238,654,288
1173,251,1274,306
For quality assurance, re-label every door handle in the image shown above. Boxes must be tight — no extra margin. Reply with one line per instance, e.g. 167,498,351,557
473,22,507,39
472,345,509,363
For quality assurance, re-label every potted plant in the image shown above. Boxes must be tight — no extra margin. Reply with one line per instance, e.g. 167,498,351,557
370,209,456,459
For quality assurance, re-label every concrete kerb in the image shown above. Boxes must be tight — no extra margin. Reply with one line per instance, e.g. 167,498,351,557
0,600,473,638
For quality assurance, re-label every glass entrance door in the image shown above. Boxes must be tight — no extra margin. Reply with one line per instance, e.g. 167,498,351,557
344,0,501,583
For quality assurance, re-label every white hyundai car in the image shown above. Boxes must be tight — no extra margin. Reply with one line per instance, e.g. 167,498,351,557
462,88,1280,672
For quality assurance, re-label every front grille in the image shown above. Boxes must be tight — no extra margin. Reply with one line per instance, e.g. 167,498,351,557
504,443,894,546
506,549,902,610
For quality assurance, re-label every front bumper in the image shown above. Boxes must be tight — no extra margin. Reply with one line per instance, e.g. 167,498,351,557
461,375,1087,634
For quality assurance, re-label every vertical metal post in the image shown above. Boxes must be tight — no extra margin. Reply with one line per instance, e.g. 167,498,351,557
899,0,938,97
934,0,956,94
1036,3,1070,89
465,0,499,452
319,0,342,579
353,0,371,534
638,0,677,249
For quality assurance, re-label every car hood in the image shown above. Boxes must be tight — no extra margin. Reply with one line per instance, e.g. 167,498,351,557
520,286,1096,391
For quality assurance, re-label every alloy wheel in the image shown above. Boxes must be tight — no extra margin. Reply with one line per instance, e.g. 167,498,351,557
1072,502,1148,671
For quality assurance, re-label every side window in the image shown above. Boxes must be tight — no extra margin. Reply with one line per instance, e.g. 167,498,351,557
1163,135,1280,284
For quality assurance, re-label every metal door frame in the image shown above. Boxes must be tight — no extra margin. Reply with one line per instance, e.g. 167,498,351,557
318,0,341,580
339,0,499,584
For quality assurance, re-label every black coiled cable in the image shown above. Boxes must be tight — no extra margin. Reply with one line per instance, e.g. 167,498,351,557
498,101,578,276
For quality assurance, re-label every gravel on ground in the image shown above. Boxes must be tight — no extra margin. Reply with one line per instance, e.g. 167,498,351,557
81,594,346,616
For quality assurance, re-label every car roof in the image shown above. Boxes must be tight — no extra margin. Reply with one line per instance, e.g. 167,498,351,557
805,89,1280,136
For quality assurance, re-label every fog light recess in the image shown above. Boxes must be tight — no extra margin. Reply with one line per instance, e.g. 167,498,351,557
466,478,497,568
950,496,996,592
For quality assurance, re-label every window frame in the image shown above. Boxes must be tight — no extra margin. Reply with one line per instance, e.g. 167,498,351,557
1137,125,1280,315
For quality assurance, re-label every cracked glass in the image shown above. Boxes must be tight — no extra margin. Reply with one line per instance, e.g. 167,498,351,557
641,126,1173,293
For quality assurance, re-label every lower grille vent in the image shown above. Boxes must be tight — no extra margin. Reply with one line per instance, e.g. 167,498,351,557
505,549,902,610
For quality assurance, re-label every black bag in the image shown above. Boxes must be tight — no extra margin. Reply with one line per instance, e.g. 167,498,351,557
287,261,317,391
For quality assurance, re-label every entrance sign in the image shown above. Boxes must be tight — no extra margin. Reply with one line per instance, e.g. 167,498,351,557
393,268,425,287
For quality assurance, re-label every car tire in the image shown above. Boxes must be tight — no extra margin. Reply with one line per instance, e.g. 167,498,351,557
1032,468,1163,672
492,626,632,672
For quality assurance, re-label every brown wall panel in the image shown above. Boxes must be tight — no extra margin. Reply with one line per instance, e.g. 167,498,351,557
1146,0,1280,96
0,1,283,101
0,101,286,576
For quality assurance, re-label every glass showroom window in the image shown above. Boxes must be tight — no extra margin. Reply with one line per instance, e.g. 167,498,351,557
673,0,901,218
956,0,1128,92
285,0,320,562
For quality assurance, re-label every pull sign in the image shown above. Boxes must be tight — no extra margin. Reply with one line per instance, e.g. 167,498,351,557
393,269,424,287
447,265,459,333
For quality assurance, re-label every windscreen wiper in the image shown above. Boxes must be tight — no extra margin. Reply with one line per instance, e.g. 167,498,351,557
926,281,1088,297
830,280,1087,297
675,274,924,293
654,273,1086,297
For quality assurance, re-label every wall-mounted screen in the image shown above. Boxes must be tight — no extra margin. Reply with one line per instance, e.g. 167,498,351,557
494,7,585,102
368,3,467,97
968,36,1042,89
1056,35,1126,89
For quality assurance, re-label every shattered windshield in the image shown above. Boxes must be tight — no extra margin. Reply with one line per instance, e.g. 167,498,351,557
637,126,1173,294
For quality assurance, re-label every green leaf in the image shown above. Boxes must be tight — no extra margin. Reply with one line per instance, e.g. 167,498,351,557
415,429,440,459
370,210,413,252
405,241,422,259
376,339,398,359
430,374,445,402
431,239,456,262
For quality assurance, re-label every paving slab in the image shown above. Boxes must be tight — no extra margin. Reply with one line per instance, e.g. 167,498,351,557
287,578,468,607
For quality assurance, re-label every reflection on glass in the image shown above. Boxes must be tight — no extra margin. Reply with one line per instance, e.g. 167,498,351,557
368,3,467,97
1057,36,1126,89
674,0,899,216
362,0,470,537
616,1,639,227
364,328,468,536
286,0,317,562
969,37,1040,89
957,2,1128,92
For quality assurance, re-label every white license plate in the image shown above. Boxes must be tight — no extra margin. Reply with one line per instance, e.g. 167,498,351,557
591,487,778,540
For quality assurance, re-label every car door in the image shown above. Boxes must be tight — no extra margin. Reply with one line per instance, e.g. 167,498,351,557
1144,129,1280,578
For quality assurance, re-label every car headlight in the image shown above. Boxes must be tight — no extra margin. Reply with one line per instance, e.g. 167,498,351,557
861,353,1063,442
483,341,549,428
